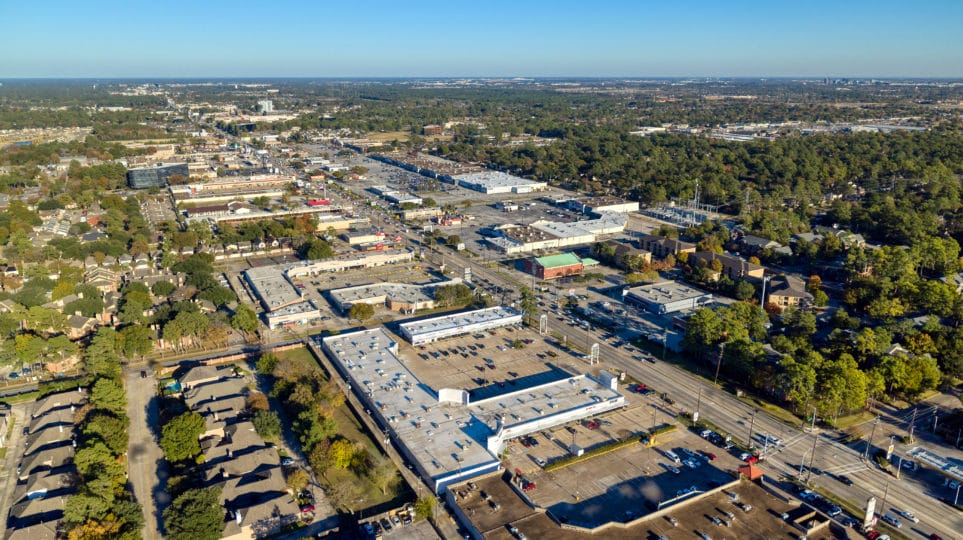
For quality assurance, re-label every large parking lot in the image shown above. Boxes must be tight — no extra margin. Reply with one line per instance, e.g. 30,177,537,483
514,425,743,529
399,325,586,394
400,325,757,529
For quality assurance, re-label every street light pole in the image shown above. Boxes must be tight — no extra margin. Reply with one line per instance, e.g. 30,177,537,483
748,410,758,450
864,416,879,460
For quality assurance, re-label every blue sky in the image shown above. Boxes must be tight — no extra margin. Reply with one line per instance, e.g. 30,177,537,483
2,0,961,78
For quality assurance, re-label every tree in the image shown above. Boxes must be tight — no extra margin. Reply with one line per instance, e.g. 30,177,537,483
198,285,235,307
230,303,259,334
151,281,176,297
324,475,362,512
776,358,816,412
160,412,205,463
414,496,436,520
118,298,147,325
299,238,334,260
433,283,473,307
682,308,724,356
90,378,126,416
734,280,756,301
369,454,400,495
252,410,282,439
163,487,223,540
63,494,110,528
82,412,130,455
256,353,278,374
783,307,817,339
329,439,357,470
287,469,309,494
349,303,375,322
119,324,153,359
245,392,269,412
84,328,121,379
74,442,127,503
518,286,537,324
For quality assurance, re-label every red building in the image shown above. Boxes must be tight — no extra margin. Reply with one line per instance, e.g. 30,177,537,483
524,253,585,280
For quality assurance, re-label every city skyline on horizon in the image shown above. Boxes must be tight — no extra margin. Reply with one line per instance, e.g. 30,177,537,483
2,0,961,79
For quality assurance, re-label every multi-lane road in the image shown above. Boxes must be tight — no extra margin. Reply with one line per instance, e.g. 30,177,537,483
276,144,963,537
435,241,962,538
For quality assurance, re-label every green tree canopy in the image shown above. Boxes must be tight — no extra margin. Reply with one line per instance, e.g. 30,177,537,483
348,303,375,322
160,412,205,463
90,378,127,416
162,487,223,540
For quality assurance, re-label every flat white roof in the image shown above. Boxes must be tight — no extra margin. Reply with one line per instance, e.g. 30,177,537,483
320,327,624,492
266,299,319,318
321,329,499,486
244,266,302,311
453,171,546,189
329,282,437,308
626,281,712,304
399,306,521,340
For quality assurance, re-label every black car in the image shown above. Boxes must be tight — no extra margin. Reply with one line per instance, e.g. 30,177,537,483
836,474,854,486
381,517,392,531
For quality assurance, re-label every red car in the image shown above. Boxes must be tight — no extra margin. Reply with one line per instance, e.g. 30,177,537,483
744,455,759,464
634,384,653,395
585,420,600,430
705,452,717,461
299,503,315,513
522,481,536,492
866,531,881,540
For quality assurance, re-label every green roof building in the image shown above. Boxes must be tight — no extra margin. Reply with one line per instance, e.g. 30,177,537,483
525,252,585,279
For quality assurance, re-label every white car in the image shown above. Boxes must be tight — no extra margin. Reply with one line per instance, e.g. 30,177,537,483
897,509,919,523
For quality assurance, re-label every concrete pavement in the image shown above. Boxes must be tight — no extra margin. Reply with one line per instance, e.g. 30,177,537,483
125,368,169,539
441,247,963,538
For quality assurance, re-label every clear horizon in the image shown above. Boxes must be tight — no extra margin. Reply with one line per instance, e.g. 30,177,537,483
2,0,961,78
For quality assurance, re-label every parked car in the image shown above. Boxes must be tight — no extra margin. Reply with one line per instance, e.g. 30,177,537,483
280,457,295,466
299,503,315,513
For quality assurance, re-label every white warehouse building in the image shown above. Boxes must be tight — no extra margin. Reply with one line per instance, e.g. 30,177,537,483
318,328,624,493
453,171,547,194
399,306,523,346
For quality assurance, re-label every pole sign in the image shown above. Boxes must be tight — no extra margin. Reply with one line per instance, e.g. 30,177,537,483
863,497,877,530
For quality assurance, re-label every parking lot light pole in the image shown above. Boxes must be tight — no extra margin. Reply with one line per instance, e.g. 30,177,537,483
955,482,961,506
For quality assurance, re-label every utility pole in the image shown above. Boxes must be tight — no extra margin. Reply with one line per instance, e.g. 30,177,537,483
932,409,939,434
879,481,890,520
714,342,725,384
694,387,703,424
907,407,918,443
864,416,879,460
806,407,818,483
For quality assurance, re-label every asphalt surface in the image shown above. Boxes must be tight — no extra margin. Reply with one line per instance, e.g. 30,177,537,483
125,368,169,539
0,402,29,539
422,238,963,539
